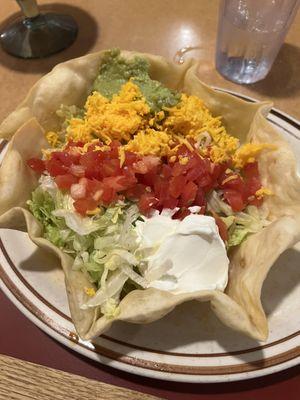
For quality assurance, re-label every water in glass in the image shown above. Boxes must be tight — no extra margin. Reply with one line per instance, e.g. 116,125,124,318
216,0,299,84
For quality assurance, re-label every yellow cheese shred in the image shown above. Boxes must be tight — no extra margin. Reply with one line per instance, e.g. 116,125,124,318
46,131,60,147
255,187,273,199
48,81,276,171
66,81,150,144
124,129,175,157
233,143,277,169
84,287,96,297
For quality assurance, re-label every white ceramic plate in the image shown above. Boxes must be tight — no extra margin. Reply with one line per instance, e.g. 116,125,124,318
0,91,299,383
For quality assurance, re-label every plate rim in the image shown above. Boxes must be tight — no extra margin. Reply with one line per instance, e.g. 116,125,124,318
1,236,299,359
1,267,300,383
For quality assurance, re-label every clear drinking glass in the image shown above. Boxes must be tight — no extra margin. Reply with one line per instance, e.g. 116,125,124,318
0,0,78,58
215,0,300,84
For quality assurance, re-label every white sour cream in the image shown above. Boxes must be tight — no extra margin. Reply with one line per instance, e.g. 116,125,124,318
135,214,229,294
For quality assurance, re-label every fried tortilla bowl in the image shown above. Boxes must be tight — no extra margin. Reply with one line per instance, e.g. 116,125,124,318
0,50,299,341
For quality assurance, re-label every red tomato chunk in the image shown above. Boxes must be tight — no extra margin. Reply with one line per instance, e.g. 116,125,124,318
27,158,45,173
27,141,263,219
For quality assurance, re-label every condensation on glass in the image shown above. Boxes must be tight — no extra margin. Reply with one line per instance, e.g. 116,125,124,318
215,0,299,84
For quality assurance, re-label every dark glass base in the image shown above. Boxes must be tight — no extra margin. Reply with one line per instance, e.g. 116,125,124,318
0,13,78,59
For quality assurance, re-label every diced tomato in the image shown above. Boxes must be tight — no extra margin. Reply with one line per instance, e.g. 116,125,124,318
179,181,198,207
125,184,147,200
124,151,139,166
27,158,45,173
243,161,259,179
30,136,267,218
132,160,148,174
244,176,261,199
93,189,104,202
86,140,103,152
69,164,86,177
80,151,101,168
101,185,116,204
163,196,178,209
55,174,77,190
66,147,82,162
45,158,68,176
142,155,160,170
157,183,170,207
161,164,172,179
102,159,122,177
85,178,101,194
194,187,206,206
138,193,159,214
176,144,193,158
80,151,103,179
85,179,104,201
173,207,190,220
132,156,159,175
103,175,133,191
139,170,157,187
223,189,245,212
73,198,98,215
185,164,204,181
153,176,169,199
172,161,188,177
70,182,86,199
210,162,229,182
109,140,121,158
169,175,186,199
199,205,206,214
220,175,245,192
248,196,263,207
122,167,138,186
243,162,262,199
196,173,213,189
51,151,75,167
213,214,228,242
187,157,209,180
65,140,85,148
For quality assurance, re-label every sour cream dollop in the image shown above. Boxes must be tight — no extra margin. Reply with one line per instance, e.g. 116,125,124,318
135,214,229,293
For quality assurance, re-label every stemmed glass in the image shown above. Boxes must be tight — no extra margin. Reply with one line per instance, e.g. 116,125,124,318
0,0,78,58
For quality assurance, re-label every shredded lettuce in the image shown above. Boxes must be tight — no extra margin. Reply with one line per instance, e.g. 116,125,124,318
81,271,128,309
207,190,233,216
207,190,269,248
28,181,143,314
222,206,269,248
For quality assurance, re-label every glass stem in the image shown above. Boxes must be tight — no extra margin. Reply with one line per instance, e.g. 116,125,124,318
16,0,39,18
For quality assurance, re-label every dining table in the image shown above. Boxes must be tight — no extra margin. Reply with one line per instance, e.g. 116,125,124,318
0,1,299,399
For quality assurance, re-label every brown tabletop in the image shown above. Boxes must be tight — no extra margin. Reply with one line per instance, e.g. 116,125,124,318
0,0,300,399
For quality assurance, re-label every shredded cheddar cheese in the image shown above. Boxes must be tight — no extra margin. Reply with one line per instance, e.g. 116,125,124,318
86,207,101,216
84,287,96,297
233,143,277,169
124,129,175,157
47,81,276,171
66,81,150,144
179,156,189,165
46,131,60,147
163,94,239,162
255,187,273,199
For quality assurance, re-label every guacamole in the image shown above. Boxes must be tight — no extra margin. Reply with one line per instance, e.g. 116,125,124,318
92,49,180,113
